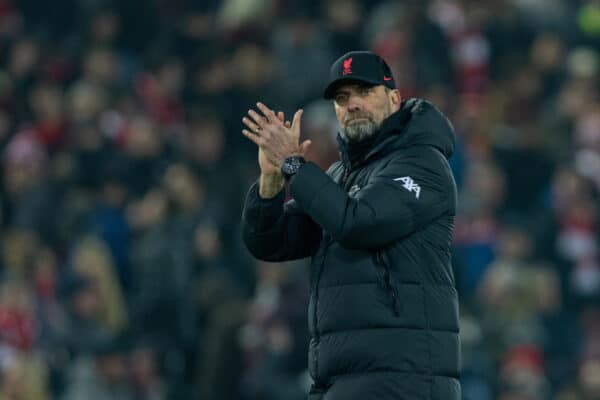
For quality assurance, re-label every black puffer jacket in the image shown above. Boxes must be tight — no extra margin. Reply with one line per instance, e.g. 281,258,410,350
242,98,460,400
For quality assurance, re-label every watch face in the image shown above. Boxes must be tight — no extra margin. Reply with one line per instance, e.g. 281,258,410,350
283,159,298,174
282,156,304,179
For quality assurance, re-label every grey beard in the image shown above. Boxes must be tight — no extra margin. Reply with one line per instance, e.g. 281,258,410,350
341,119,379,143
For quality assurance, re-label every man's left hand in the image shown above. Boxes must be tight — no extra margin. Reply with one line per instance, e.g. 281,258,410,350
242,102,311,168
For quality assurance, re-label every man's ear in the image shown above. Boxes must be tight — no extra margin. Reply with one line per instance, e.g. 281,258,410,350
389,89,402,110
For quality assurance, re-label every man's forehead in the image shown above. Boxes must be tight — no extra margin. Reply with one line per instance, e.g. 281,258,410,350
335,81,378,92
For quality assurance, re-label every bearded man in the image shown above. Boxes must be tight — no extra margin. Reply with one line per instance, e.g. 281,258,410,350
241,50,461,400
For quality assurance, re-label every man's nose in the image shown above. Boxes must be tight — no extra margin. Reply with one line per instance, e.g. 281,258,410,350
347,95,362,112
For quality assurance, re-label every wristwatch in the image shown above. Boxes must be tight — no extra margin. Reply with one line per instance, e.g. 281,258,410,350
281,155,306,181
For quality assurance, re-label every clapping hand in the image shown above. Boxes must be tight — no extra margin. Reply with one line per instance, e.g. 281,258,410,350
242,102,311,174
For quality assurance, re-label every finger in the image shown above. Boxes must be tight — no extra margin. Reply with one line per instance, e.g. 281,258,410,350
291,109,304,135
277,111,285,123
300,139,312,155
256,102,279,124
242,129,264,146
242,116,261,133
248,109,267,128
285,120,291,128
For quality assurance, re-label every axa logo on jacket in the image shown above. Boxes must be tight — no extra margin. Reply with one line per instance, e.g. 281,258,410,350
394,176,421,199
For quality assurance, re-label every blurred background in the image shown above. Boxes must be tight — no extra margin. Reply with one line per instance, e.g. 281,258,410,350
0,0,598,399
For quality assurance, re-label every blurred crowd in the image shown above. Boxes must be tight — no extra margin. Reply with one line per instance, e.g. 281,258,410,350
0,0,598,399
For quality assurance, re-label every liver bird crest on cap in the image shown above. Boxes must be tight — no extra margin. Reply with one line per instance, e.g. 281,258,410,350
343,57,353,75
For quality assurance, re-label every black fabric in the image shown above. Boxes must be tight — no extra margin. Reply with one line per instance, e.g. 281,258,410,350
242,98,460,400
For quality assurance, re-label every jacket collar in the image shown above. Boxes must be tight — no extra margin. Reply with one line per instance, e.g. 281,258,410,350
337,98,456,170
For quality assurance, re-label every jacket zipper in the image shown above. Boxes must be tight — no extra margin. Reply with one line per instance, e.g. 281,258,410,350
342,167,350,184
374,250,400,316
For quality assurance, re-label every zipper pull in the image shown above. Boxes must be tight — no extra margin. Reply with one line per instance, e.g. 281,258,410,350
341,168,349,184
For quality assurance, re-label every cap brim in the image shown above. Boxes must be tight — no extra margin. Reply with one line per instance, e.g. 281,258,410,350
323,77,382,99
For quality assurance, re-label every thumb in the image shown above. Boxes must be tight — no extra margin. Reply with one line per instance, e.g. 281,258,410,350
300,139,312,155
291,109,303,136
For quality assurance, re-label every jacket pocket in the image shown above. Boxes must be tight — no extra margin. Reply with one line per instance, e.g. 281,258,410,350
372,250,401,316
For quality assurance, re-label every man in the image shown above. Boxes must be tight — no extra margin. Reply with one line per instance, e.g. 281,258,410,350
241,51,460,400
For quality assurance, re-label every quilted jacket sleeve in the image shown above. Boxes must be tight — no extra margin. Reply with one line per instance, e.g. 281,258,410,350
288,151,455,250
241,182,322,261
